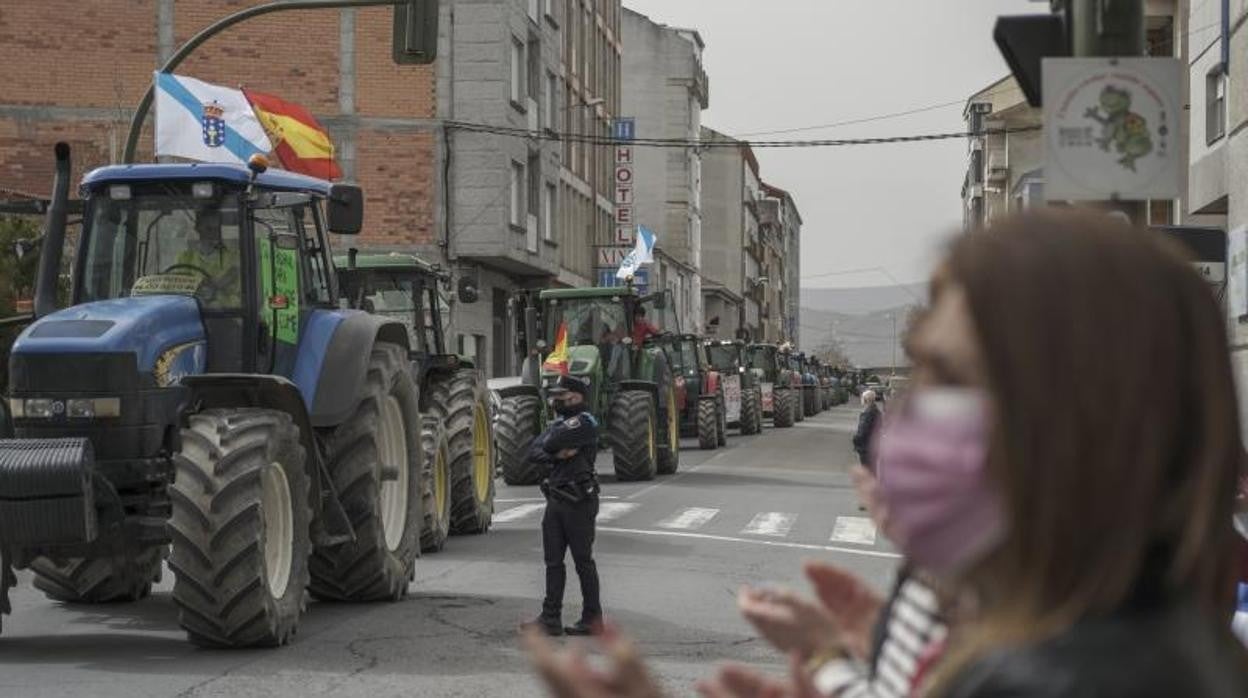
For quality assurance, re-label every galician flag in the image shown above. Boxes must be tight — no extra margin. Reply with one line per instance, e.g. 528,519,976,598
154,72,272,164
543,322,571,375
616,225,657,281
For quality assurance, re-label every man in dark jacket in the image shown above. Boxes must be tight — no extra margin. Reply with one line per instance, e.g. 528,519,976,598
853,389,881,469
524,375,602,637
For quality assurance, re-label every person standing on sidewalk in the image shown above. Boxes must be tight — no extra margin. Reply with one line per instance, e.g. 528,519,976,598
523,375,603,637
853,390,882,469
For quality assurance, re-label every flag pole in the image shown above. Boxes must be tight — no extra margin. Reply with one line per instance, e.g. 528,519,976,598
123,0,405,164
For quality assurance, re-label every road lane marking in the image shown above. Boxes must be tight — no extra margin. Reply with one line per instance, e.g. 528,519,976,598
830,516,877,545
596,502,638,522
492,502,545,523
598,526,902,559
658,507,719,530
741,512,796,537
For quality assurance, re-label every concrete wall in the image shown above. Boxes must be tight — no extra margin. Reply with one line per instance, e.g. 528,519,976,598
699,135,745,297
1224,0,1248,436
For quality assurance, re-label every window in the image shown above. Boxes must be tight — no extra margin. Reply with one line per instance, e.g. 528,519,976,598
458,334,485,369
527,36,541,102
510,160,524,227
544,182,557,241
545,72,558,130
294,204,332,304
1207,65,1227,144
510,38,524,105
528,153,541,218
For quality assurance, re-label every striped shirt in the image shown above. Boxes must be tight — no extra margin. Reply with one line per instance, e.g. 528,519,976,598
811,573,947,698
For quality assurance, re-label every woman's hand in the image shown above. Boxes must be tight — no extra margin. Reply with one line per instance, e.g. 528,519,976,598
802,561,884,662
524,622,663,698
737,586,839,660
696,653,820,698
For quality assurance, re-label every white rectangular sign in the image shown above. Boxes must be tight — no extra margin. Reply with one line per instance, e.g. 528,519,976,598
1230,226,1248,319
723,374,742,424
614,137,635,244
1043,57,1182,201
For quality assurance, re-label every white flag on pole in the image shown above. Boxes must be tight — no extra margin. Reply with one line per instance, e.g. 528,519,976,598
154,72,272,164
617,225,657,280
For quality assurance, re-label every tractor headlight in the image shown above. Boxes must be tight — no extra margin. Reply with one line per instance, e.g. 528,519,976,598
9,397,120,419
66,398,121,419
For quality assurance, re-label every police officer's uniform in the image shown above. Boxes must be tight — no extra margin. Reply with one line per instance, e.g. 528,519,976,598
527,375,602,636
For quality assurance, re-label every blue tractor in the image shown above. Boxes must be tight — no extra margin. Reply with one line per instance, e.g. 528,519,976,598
0,145,427,647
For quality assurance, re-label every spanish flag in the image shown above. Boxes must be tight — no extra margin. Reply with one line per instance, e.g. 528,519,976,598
244,89,343,180
542,322,570,375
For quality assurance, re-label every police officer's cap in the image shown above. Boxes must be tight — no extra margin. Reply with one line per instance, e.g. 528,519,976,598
547,375,590,400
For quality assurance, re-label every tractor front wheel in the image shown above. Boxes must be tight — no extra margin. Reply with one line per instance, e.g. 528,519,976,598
740,387,762,435
426,370,495,535
31,547,164,604
497,395,545,486
774,389,796,428
696,398,718,450
168,408,311,647
310,342,422,601
610,390,658,481
420,416,452,552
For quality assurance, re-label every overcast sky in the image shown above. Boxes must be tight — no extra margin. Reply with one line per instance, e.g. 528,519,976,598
622,0,1042,288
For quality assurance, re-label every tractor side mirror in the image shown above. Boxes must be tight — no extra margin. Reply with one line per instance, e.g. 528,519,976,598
327,184,364,235
456,276,479,304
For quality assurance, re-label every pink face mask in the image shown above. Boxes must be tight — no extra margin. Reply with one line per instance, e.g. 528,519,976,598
874,388,1005,576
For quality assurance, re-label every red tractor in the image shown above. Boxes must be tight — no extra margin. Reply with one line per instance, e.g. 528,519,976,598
649,333,726,449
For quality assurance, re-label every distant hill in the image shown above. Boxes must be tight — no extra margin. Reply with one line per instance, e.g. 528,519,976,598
800,283,927,315
799,283,927,369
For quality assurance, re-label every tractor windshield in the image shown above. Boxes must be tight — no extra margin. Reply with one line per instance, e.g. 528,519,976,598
706,344,741,372
665,340,699,374
747,346,774,371
546,297,628,348
80,183,243,310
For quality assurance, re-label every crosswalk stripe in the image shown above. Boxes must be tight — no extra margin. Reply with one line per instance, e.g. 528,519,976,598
596,502,638,522
741,512,796,537
493,502,545,523
658,507,719,530
830,516,877,545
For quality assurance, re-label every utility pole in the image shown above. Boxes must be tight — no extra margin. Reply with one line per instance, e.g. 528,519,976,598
1065,0,1149,224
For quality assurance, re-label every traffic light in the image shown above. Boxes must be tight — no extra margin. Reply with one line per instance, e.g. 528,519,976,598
993,14,1068,106
393,0,438,65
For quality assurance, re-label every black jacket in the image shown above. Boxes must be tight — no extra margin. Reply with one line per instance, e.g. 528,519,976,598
527,411,599,485
853,404,880,455
943,602,1248,698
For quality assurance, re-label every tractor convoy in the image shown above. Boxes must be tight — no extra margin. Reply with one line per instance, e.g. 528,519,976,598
0,144,849,649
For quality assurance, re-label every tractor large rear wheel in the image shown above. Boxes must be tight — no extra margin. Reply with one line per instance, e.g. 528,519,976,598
774,389,796,428
168,409,311,647
696,399,718,450
610,390,657,481
426,369,495,534
657,385,681,475
310,343,421,601
420,416,452,552
31,547,164,604
498,395,545,486
740,387,762,435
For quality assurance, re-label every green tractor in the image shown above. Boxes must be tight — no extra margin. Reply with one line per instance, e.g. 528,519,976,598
496,286,681,484
334,252,496,553
705,339,764,436
746,343,799,428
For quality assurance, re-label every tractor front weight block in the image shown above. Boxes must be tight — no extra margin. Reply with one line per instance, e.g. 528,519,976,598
0,438,97,546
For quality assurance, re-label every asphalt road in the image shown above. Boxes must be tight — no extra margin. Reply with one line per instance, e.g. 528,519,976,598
0,405,899,698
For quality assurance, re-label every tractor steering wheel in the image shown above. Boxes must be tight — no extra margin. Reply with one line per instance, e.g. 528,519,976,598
160,263,218,303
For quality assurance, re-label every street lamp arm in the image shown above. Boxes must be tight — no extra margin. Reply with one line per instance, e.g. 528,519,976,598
122,0,405,163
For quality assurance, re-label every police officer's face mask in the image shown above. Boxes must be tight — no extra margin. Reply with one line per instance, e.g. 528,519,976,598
552,396,582,417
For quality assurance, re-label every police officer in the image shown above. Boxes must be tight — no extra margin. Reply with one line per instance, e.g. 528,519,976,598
524,375,602,636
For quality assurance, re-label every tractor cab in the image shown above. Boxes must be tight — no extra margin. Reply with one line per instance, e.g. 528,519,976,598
704,339,763,436
746,343,799,427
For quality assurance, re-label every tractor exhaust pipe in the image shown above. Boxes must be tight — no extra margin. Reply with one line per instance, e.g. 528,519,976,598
34,142,71,319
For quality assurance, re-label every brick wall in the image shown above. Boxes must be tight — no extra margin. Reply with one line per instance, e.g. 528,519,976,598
0,0,437,247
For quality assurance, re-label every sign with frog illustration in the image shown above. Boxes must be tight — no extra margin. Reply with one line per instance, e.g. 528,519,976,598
1043,57,1181,201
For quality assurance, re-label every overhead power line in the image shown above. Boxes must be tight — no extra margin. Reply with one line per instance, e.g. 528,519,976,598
446,120,1041,149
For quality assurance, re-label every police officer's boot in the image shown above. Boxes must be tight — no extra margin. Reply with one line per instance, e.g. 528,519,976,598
563,618,599,636
521,614,564,637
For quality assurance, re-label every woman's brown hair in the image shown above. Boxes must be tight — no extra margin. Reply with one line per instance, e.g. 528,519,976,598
935,210,1245,674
